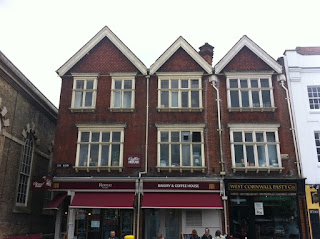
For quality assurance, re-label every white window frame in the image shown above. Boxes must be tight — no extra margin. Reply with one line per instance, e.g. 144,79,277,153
314,131,320,163
16,133,34,206
71,73,98,110
157,73,203,112
156,124,206,172
308,85,320,110
229,124,282,173
226,73,275,111
75,124,126,172
110,76,135,110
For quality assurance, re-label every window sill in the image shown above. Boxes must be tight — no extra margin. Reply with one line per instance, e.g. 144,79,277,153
109,108,135,113
74,166,123,172
228,107,276,112
70,108,96,113
157,108,203,112
232,166,284,173
309,110,320,114
156,166,206,173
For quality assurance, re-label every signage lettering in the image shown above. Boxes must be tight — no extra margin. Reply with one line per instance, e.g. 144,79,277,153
55,163,72,168
157,183,200,189
98,183,112,189
229,183,297,192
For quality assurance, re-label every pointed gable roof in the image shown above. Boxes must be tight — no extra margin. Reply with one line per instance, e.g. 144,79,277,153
215,35,282,74
57,26,147,76
150,36,212,75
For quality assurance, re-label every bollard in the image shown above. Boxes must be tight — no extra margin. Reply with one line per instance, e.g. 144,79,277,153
124,236,135,239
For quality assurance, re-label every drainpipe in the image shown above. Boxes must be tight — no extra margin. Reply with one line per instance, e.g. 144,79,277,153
137,74,150,239
278,74,302,177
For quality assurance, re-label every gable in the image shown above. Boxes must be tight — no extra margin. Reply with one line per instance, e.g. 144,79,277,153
223,46,273,72
68,37,138,74
157,47,204,72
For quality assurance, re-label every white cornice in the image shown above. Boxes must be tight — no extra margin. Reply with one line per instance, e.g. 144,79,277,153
57,26,147,76
150,37,212,75
215,35,282,74
228,123,280,130
156,72,203,76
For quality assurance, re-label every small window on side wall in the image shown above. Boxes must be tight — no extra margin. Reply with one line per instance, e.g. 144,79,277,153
308,86,320,110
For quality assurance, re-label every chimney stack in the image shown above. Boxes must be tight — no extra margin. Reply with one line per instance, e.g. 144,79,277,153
199,43,214,65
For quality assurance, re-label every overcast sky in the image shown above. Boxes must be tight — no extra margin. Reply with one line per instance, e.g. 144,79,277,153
1,0,319,108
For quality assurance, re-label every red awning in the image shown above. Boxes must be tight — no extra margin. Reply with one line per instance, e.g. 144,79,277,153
70,192,135,208
44,193,67,210
142,193,223,209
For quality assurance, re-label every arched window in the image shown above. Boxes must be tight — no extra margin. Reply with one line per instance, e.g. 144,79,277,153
16,132,34,205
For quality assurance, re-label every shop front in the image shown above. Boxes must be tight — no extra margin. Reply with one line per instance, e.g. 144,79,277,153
225,179,306,239
48,178,138,239
140,179,224,239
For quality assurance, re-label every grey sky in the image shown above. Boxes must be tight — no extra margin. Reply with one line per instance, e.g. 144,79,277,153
1,0,319,107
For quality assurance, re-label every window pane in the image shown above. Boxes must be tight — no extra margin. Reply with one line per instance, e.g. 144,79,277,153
123,91,132,108
112,132,121,142
114,91,121,108
193,144,201,166
171,132,179,142
182,145,191,166
115,81,122,89
102,133,110,142
101,145,109,166
246,146,255,166
251,80,258,88
161,91,169,107
76,80,84,89
171,144,180,166
181,80,188,88
111,145,120,166
161,80,169,89
240,80,248,88
89,144,99,166
260,79,269,87
81,132,90,142
161,132,169,142
256,133,264,142
192,132,201,142
171,92,178,107
245,133,253,142
124,80,132,89
241,91,249,107
171,80,178,89
74,91,83,107
234,145,244,167
86,80,94,89
262,91,271,107
268,145,278,167
160,144,169,166
92,132,100,142
266,132,275,142
230,79,238,88
85,92,93,107
79,145,88,166
252,91,260,107
182,131,191,142
191,80,199,89
230,91,239,107
181,92,188,107
191,91,199,107
233,132,242,142
257,146,266,166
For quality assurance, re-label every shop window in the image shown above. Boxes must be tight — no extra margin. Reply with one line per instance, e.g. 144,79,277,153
227,75,275,111
314,132,320,162
71,74,98,111
229,124,282,172
75,124,125,171
186,210,202,226
158,76,202,111
156,124,206,172
308,86,320,110
110,77,135,111
16,132,34,206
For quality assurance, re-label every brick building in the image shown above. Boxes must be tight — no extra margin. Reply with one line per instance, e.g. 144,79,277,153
214,36,308,239
0,51,57,237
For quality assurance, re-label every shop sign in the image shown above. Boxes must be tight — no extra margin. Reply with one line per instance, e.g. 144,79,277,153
52,181,136,190
55,163,72,168
143,182,220,191
254,202,264,215
228,183,297,192
127,154,141,168
31,176,53,191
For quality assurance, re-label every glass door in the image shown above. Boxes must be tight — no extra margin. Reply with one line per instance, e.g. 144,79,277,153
120,210,133,239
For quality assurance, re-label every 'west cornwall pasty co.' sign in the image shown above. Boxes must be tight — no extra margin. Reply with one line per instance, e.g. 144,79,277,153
228,183,297,192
